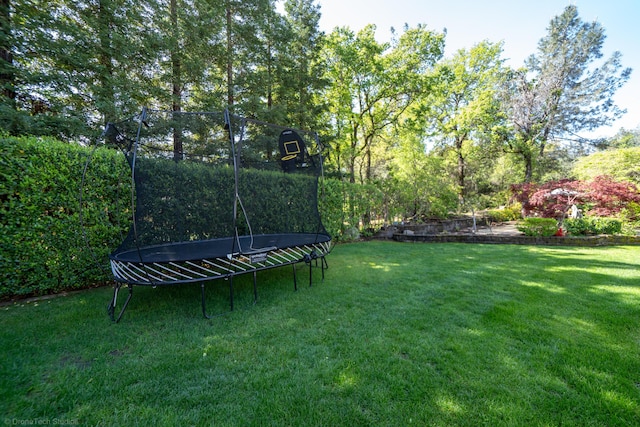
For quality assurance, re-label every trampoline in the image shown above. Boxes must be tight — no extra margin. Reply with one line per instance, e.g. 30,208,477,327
85,109,331,321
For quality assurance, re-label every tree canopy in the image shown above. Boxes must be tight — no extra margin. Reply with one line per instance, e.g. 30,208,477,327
501,5,631,182
1,2,635,221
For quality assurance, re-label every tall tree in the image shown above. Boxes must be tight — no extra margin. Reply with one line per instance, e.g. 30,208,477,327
0,0,19,134
276,0,325,129
502,5,632,182
606,126,640,149
169,0,183,158
150,0,227,111
228,0,286,120
0,0,14,104
6,0,158,136
388,126,458,219
421,41,506,205
222,0,277,114
321,24,444,183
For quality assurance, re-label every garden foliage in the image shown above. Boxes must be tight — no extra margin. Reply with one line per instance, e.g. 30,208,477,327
0,136,380,298
516,217,559,237
511,176,640,218
572,146,640,185
563,217,622,236
0,135,129,298
318,178,385,239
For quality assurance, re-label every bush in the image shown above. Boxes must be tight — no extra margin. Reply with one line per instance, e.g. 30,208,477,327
563,218,590,236
486,204,522,222
318,178,384,241
517,217,559,237
563,217,622,235
511,177,640,219
0,135,129,299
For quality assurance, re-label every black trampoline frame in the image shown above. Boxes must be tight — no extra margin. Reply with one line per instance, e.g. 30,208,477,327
101,109,332,322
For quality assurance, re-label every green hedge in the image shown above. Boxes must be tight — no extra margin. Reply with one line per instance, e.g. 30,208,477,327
318,178,384,240
122,157,326,251
0,136,129,299
0,135,380,298
564,217,622,236
517,217,559,237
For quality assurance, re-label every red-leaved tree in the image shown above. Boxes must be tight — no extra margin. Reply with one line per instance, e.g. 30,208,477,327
511,176,640,218
585,176,640,216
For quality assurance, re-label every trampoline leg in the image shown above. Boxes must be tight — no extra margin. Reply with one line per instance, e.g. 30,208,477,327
229,276,234,311
292,264,298,291
108,284,133,323
304,250,318,287
107,284,119,321
201,283,211,319
253,271,258,304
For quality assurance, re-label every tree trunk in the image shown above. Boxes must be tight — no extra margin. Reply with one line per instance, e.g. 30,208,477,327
170,0,182,160
348,121,358,183
0,0,15,104
457,149,466,205
267,41,272,110
226,5,234,107
348,158,356,184
97,1,116,124
365,137,372,182
524,151,533,183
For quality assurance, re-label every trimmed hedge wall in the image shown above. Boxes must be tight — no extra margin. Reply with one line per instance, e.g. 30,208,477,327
0,136,373,299
1,136,129,299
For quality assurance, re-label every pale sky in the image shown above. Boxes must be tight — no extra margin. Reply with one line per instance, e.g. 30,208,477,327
310,0,640,138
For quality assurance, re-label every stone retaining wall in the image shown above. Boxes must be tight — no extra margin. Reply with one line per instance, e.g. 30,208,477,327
376,218,488,239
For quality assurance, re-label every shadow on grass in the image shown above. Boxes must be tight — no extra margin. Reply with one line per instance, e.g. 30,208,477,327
313,242,640,424
1,242,639,425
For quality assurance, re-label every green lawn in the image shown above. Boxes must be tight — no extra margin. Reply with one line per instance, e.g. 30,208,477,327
2,241,640,426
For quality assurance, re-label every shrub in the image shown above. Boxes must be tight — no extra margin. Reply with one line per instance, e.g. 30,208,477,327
564,217,622,235
0,135,128,299
318,178,384,241
595,218,622,235
486,204,522,222
517,217,559,237
572,146,640,185
563,218,590,236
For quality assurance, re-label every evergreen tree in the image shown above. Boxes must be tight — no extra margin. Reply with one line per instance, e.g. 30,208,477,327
502,5,632,182
0,0,18,133
222,0,278,115
6,0,157,137
0,0,14,103
274,0,325,129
